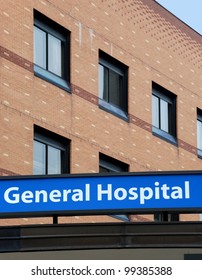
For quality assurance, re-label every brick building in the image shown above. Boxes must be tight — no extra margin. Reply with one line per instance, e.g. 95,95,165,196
0,0,202,226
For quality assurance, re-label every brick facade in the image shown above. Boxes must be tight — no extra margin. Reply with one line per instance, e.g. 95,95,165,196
1,0,202,224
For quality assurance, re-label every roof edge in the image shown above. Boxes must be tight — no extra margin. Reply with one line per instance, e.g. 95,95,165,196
145,0,202,45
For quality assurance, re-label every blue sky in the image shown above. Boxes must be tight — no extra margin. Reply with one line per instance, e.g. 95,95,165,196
155,0,202,35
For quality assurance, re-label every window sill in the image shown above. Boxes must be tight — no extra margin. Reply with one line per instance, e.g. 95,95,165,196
152,126,178,146
34,65,71,93
99,99,128,121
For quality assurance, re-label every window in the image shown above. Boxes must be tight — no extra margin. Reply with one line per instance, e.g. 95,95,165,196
34,10,70,91
152,82,177,145
99,50,128,120
197,109,202,157
154,212,179,222
99,153,129,173
33,126,70,175
99,153,129,222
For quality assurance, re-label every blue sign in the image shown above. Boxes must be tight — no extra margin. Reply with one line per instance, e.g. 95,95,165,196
0,171,202,217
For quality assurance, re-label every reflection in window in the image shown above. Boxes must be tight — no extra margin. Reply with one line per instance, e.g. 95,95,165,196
34,27,46,69
34,10,70,91
99,64,124,109
48,34,62,76
33,141,46,175
197,109,202,157
48,146,61,174
152,82,177,145
34,140,62,175
99,50,128,120
198,120,202,150
34,27,63,77
152,95,169,133
33,126,70,175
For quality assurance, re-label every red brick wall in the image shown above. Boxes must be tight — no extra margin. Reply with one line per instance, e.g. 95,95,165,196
1,0,202,222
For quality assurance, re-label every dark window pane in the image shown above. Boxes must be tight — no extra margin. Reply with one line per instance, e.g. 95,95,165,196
99,64,104,99
33,140,46,175
99,65,124,109
98,51,128,118
99,154,128,173
152,83,177,145
34,126,70,175
103,67,109,101
109,70,123,108
99,166,111,173
34,26,46,69
99,64,109,101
